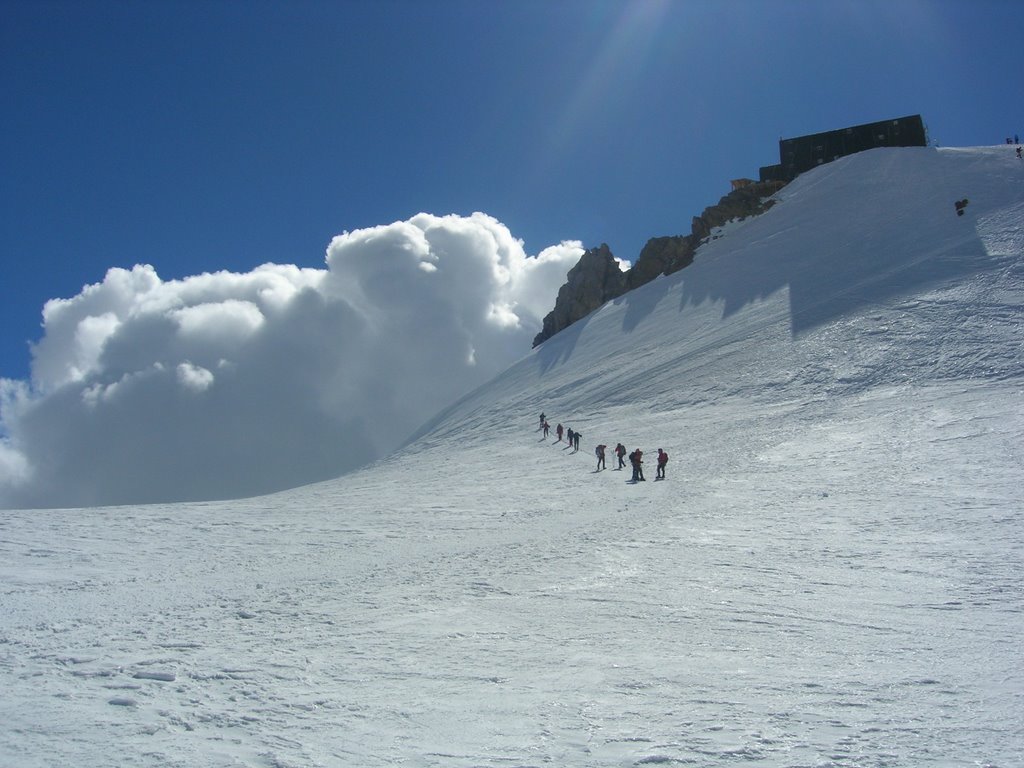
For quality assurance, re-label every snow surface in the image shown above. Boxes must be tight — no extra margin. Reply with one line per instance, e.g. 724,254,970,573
1,146,1022,767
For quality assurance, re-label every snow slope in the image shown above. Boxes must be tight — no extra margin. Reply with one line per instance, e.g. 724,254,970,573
1,146,1022,767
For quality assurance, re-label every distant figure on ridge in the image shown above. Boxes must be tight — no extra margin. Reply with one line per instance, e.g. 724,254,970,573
615,443,627,470
595,444,606,471
1017,146,1022,160
656,448,668,480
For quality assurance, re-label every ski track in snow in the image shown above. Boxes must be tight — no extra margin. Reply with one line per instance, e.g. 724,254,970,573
1,146,1023,767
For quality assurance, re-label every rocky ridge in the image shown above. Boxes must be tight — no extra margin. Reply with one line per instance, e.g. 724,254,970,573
533,179,787,347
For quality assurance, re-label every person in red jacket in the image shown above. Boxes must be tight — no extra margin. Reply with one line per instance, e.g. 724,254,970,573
595,444,607,471
656,448,668,480
556,423,564,442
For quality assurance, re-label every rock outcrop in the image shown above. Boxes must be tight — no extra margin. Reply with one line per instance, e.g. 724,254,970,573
532,179,787,347
690,180,787,242
626,235,694,291
532,244,627,348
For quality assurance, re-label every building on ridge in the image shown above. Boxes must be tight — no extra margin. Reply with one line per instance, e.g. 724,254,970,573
760,114,928,182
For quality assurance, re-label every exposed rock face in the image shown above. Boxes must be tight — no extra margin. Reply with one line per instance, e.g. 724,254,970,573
532,244,627,347
627,235,694,291
532,179,787,347
690,180,786,242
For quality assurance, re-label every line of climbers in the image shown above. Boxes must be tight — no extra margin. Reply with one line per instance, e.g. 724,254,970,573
538,412,668,482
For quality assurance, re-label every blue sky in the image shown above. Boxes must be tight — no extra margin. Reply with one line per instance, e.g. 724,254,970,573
2,0,1022,383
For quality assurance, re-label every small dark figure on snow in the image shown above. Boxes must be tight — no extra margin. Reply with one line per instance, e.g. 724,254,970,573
542,420,550,438
595,444,606,471
556,423,564,442
1017,146,1022,160
574,431,582,451
566,427,574,449
615,443,627,469
629,449,645,482
539,412,546,429
955,198,969,216
656,448,668,480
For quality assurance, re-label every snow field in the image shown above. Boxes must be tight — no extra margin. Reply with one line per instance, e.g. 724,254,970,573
1,145,1022,766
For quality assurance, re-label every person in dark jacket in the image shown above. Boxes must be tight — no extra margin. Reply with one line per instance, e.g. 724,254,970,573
629,449,645,481
595,444,606,471
615,443,627,469
656,448,668,480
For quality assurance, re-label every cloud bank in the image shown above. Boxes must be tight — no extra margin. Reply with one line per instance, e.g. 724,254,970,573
0,213,586,508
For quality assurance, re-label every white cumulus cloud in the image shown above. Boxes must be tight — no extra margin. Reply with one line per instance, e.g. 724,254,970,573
0,213,582,508
176,362,215,393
